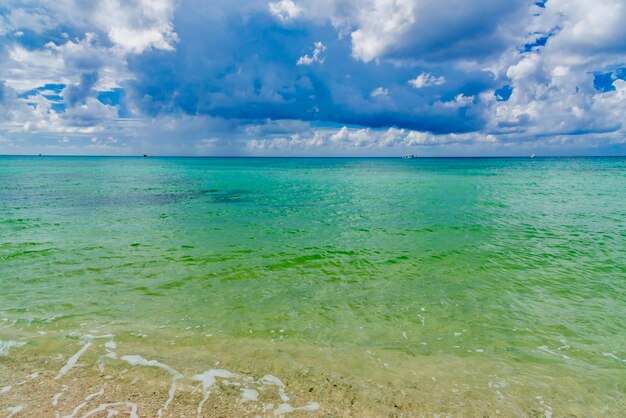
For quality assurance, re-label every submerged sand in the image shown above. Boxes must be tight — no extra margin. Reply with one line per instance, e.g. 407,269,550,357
1,330,623,417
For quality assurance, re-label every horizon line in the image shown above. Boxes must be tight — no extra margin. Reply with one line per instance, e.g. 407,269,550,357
1,154,625,159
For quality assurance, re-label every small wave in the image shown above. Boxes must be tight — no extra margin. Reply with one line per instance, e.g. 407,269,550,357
193,369,236,416
6,404,26,418
121,355,182,418
81,402,139,418
55,342,92,379
190,368,320,416
602,352,626,363
273,402,320,416
0,340,26,356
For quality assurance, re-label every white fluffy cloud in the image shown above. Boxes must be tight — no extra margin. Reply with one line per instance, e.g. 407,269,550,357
269,0,301,22
94,0,179,53
271,0,529,63
349,0,416,62
4,7,56,34
1,0,626,155
0,0,179,145
296,41,327,65
370,87,388,97
0,90,120,135
481,0,626,140
270,0,626,148
0,34,128,91
408,72,446,89
0,0,178,88
1,0,178,53
246,125,494,154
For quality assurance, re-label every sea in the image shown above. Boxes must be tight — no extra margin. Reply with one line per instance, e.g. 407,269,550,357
1,156,624,416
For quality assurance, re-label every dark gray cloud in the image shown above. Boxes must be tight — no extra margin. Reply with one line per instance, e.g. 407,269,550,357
62,71,98,106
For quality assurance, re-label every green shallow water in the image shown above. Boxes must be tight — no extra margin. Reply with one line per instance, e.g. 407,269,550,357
1,156,625,416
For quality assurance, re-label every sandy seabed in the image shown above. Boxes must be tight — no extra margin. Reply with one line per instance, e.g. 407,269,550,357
0,332,623,417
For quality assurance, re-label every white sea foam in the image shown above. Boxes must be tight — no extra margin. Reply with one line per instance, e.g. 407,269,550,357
488,381,507,389
192,369,236,416
85,387,105,401
103,339,117,360
537,345,570,359
63,401,88,418
298,402,321,411
274,403,295,415
193,369,235,390
16,372,39,386
190,368,320,415
81,402,139,418
0,340,26,356
67,332,114,343
240,388,259,403
603,352,626,363
3,319,17,328
42,336,320,417
58,385,106,417
52,391,64,406
121,355,182,417
260,374,290,402
273,401,320,416
56,342,92,379
1,386,12,394
6,404,26,417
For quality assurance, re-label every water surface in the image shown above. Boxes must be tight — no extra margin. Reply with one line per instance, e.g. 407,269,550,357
1,157,625,416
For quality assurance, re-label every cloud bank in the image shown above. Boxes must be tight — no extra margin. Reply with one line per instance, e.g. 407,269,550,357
0,0,625,156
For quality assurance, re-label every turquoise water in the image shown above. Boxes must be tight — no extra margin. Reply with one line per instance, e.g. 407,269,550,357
1,156,625,416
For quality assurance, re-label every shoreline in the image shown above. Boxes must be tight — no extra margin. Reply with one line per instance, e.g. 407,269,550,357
2,329,624,417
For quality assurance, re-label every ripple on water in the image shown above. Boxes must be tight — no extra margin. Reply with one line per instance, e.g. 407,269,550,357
1,157,625,416
0,340,26,356
1,331,324,417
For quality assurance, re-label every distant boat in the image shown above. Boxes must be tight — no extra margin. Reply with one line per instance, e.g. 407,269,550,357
530,153,536,158
402,154,417,159
143,154,148,158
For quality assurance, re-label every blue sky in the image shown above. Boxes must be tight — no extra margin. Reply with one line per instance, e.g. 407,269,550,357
0,0,625,156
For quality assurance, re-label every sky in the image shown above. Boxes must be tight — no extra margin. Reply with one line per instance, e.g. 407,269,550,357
0,0,625,156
